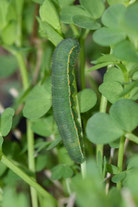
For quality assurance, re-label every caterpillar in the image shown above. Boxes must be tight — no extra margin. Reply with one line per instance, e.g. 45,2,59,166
52,38,85,164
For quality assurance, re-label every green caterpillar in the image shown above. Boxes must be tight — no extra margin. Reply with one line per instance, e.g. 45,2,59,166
52,38,85,164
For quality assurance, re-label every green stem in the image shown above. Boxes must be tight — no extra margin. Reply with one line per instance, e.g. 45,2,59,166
117,136,125,190
66,178,71,195
99,95,108,113
15,52,29,90
70,24,79,38
96,95,107,163
125,133,138,144
27,121,35,172
1,155,56,204
27,120,38,207
80,37,86,89
96,145,103,163
16,52,38,207
81,161,87,179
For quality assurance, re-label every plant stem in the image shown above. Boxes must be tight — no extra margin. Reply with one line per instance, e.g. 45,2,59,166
27,120,38,207
70,24,79,38
15,52,29,90
125,133,138,144
99,95,108,113
96,95,107,163
117,136,125,190
81,161,87,179
80,37,86,89
66,178,71,195
1,155,56,203
16,52,38,207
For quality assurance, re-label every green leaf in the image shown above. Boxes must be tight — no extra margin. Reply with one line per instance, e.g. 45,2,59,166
35,139,50,154
58,0,75,8
32,0,44,4
1,21,17,45
80,0,105,19
39,0,61,32
95,54,119,64
108,188,122,207
109,99,138,132
38,20,63,46
3,187,29,207
51,164,73,180
123,3,138,36
36,154,49,172
60,5,90,24
23,83,52,120
0,0,9,30
109,139,120,148
78,89,97,113
86,112,124,144
124,169,138,196
132,71,138,80
119,80,138,98
0,135,3,149
99,81,123,103
14,0,24,18
112,171,126,183
102,4,126,30
47,136,62,151
71,160,107,207
58,147,74,166
127,155,138,170
113,40,138,63
130,86,138,101
0,55,18,78
32,116,57,137
93,27,126,46
88,62,113,72
107,0,129,5
103,67,124,83
106,164,120,174
0,108,14,137
0,161,7,176
72,15,100,30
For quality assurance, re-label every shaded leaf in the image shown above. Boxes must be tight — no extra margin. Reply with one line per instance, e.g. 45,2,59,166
109,99,138,132
113,40,138,63
93,27,126,46
99,81,123,103
103,67,124,83
23,83,52,120
47,136,62,150
102,4,126,30
107,0,129,5
32,116,57,137
0,108,14,137
38,20,63,46
51,164,73,180
60,5,89,24
0,55,18,78
80,0,105,19
112,171,126,183
78,89,97,113
40,0,61,32
86,112,124,144
1,21,17,45
0,0,9,30
73,15,100,30
88,62,112,72
58,0,75,8
123,2,138,36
